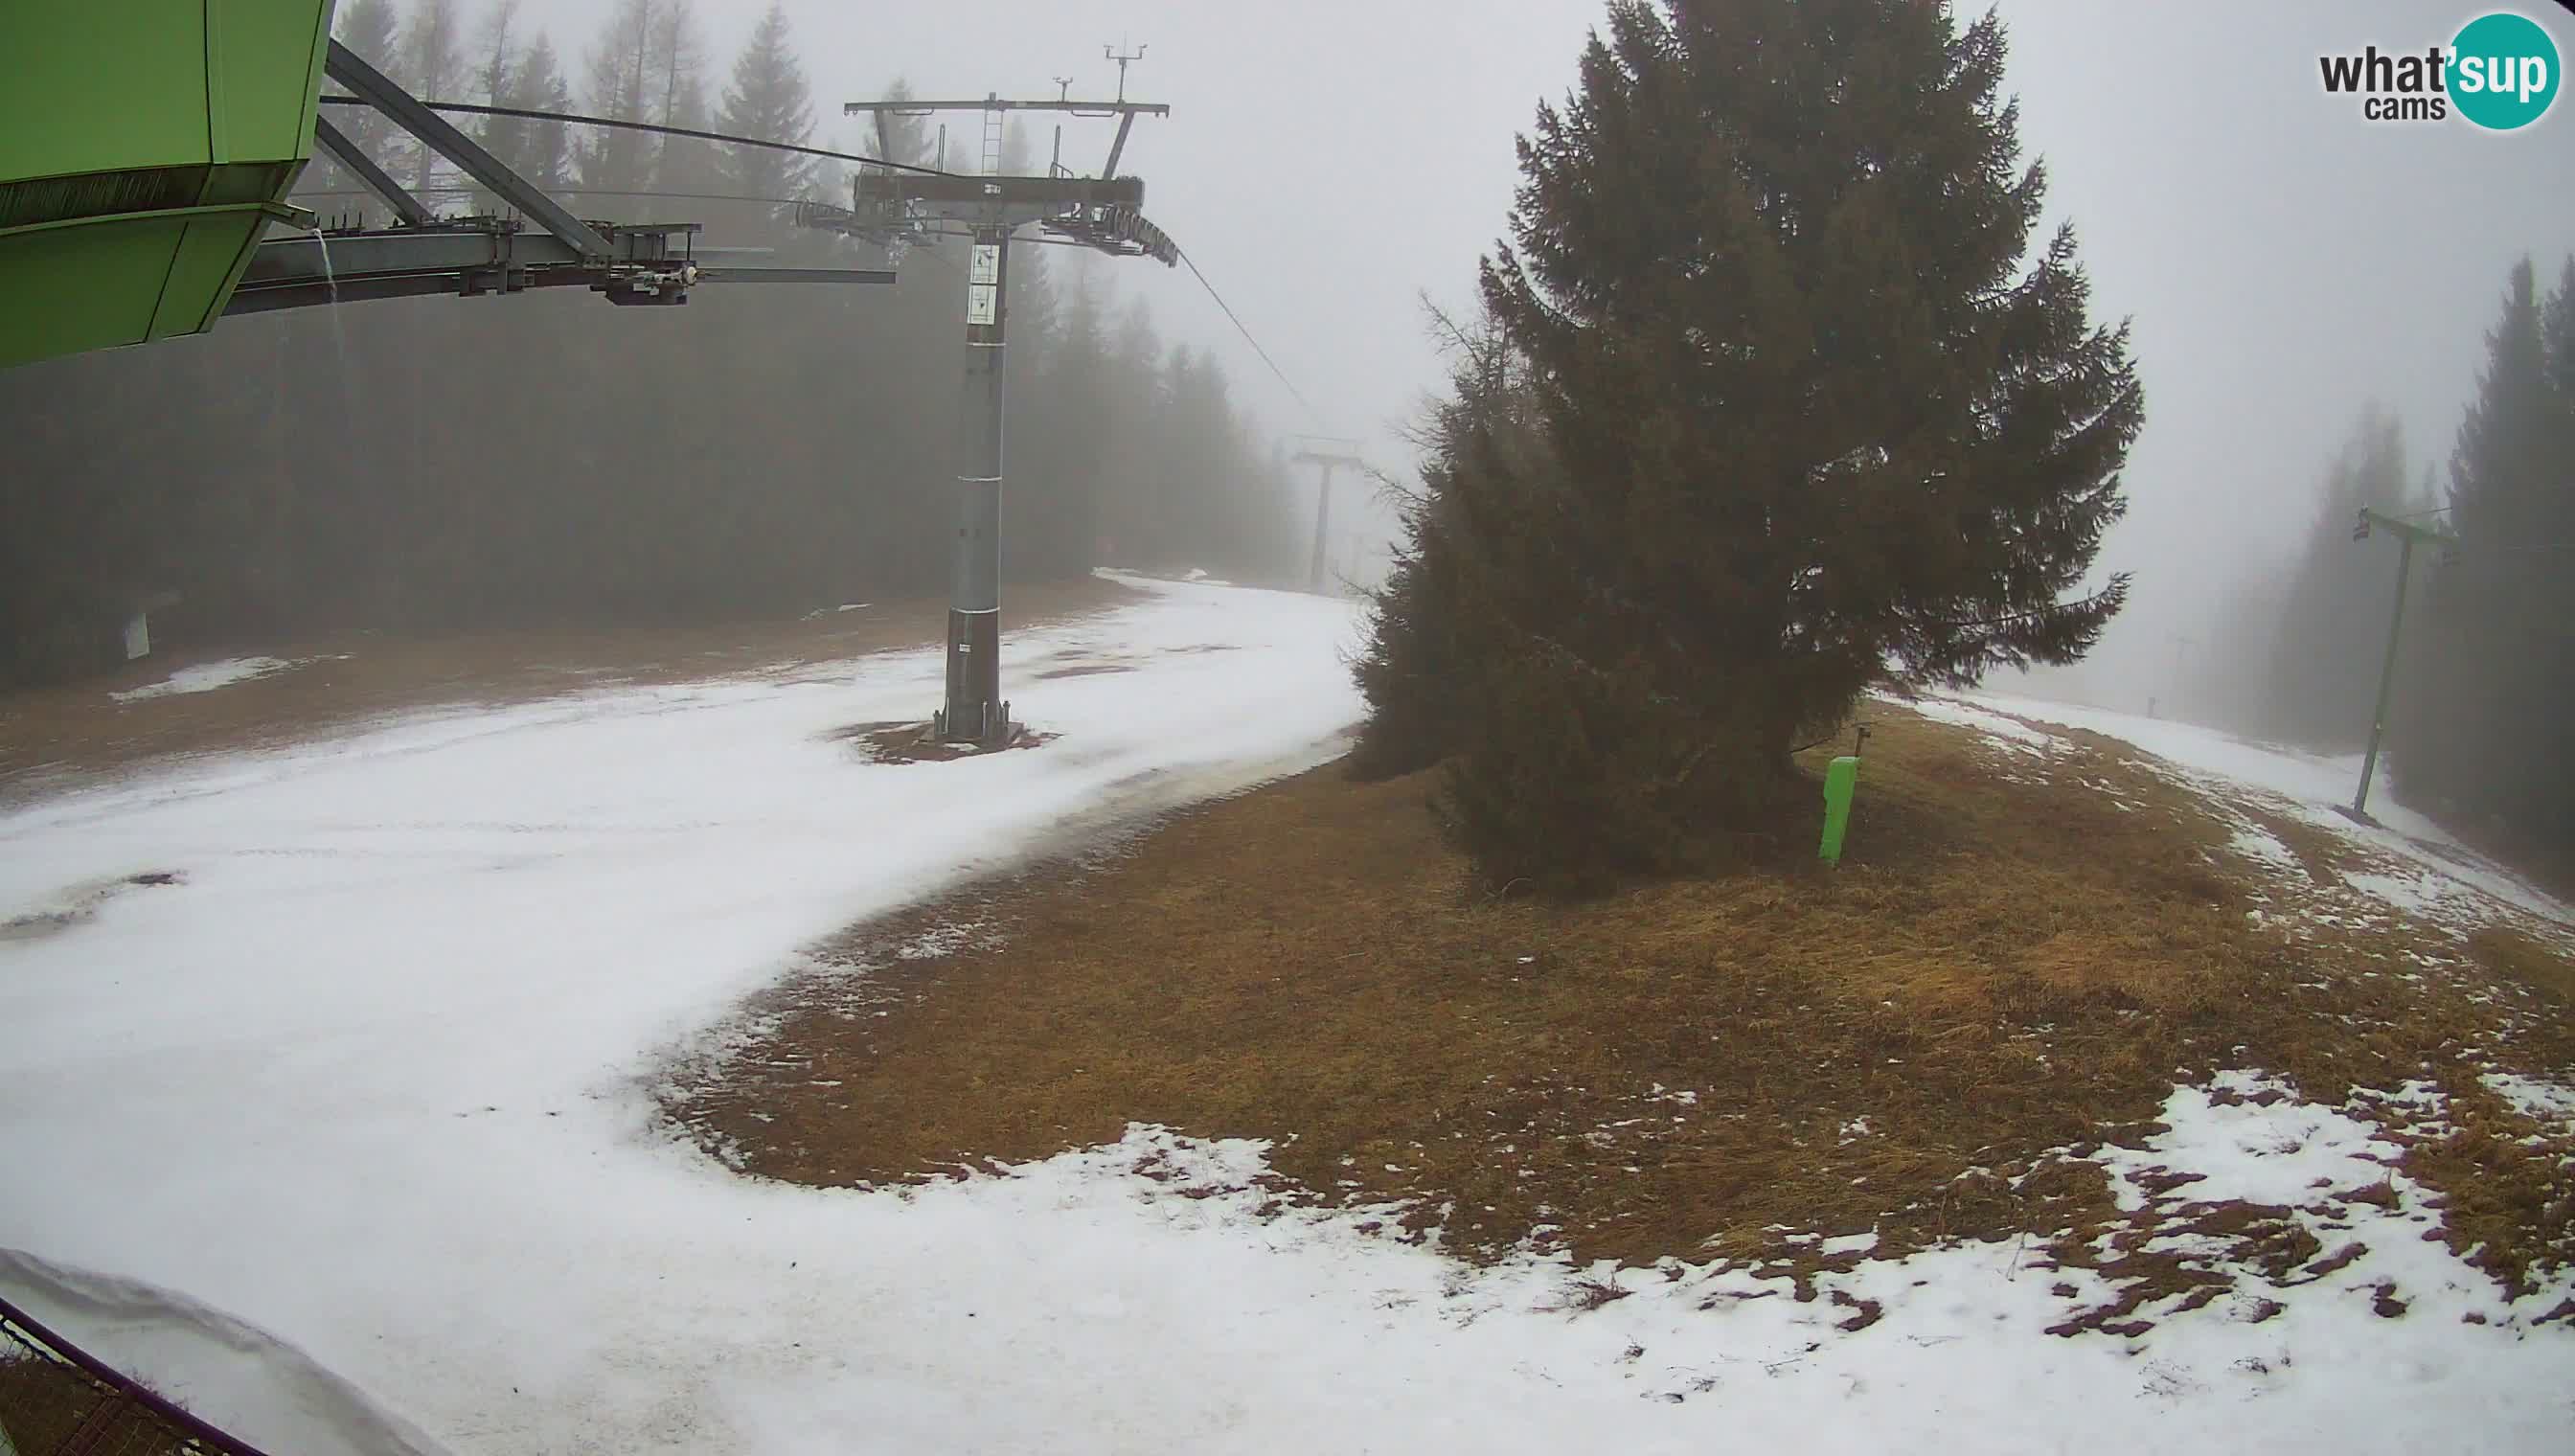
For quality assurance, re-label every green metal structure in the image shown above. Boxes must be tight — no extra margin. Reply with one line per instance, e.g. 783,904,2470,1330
1818,755,1860,865
2347,507,2459,822
0,2,336,371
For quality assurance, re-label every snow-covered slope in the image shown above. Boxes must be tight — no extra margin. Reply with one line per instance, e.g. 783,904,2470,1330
3,594,2568,1454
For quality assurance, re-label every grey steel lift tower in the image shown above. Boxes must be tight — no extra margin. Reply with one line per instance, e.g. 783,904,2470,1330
1290,436,1364,594
836,61,1177,745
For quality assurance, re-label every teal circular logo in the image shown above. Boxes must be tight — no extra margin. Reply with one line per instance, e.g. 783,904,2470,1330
2449,12,2561,129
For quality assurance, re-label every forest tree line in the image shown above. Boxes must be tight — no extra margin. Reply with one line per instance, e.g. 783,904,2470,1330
2187,255,2575,853
0,0,1309,687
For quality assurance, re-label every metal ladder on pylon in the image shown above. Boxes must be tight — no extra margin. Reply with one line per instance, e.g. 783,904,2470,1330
978,102,1006,176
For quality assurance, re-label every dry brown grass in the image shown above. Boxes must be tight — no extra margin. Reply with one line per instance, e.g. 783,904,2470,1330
2471,924,2575,1002
668,705,2575,1305
0,577,1135,800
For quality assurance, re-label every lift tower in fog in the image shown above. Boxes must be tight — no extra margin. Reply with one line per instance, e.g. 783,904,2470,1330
833,67,1177,746
1290,437,1365,594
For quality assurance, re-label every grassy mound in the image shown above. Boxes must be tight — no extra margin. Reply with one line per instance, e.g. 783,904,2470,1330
670,705,2575,1308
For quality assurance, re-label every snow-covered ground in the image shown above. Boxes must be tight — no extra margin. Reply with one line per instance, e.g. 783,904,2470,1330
107,655,314,702
4,590,2570,1454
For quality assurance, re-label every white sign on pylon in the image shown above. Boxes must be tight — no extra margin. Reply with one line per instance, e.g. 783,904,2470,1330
967,241,1002,324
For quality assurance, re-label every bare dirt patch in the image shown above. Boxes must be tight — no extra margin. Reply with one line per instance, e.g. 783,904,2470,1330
835,721,1060,763
1036,664,1138,680
0,577,1136,801
0,872,187,943
667,706,2575,1305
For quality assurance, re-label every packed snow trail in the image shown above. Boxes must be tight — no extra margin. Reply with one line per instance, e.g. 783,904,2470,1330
1,588,2568,1454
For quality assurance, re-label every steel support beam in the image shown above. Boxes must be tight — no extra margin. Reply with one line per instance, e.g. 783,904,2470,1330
2352,532,2414,822
1104,112,1139,179
845,88,1174,741
1306,464,1334,591
1293,443,1364,594
698,266,899,285
312,116,437,228
845,99,1169,118
854,173,1144,212
2346,507,2456,822
227,225,893,314
936,226,1012,745
324,40,614,258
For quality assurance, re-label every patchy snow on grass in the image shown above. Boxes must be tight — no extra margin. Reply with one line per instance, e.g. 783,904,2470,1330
1880,693,2062,756
2073,1070,2569,1345
892,919,991,961
1967,691,2568,932
2225,821,2299,873
108,656,305,702
2097,1071,2390,1213
2340,867,2467,920
2482,1072,2575,1132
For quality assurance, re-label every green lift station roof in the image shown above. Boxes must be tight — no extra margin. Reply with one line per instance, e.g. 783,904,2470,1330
0,2,337,371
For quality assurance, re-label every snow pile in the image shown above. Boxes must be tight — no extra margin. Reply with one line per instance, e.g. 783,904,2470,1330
108,656,306,702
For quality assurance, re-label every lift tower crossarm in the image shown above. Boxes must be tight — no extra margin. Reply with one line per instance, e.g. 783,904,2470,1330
2355,508,2459,552
324,40,614,259
843,97,1168,183
844,99,1169,117
311,115,438,228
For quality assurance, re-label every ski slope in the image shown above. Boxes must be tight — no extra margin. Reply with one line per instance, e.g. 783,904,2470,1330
2,586,2568,1454
1965,690,2570,931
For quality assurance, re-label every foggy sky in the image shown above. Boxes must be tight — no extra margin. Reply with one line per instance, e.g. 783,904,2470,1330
504,1,2572,702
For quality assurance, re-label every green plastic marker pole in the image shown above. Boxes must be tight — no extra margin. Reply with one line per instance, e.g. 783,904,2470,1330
1819,756,1859,865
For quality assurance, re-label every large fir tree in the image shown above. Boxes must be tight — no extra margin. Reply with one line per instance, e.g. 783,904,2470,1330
715,4,816,208
1357,0,2142,889
397,0,467,194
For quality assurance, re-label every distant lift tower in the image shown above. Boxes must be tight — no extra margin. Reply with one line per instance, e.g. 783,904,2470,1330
1290,437,1365,594
2344,507,2459,823
836,64,1177,745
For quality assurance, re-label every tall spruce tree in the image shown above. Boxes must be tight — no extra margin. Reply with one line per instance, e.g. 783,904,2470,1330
397,0,467,195
715,4,815,209
467,2,524,216
509,34,573,193
581,0,661,193
1357,0,2141,889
